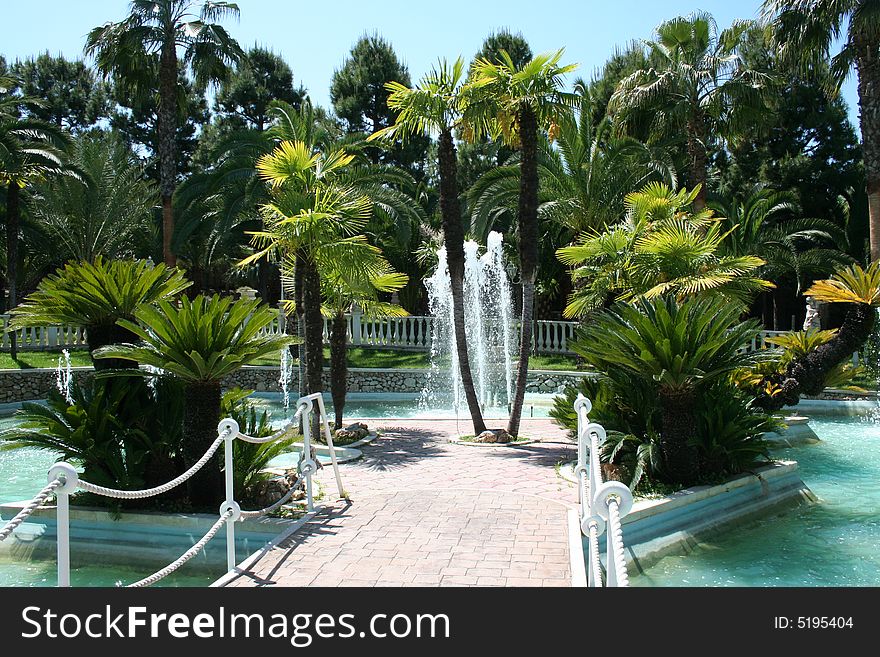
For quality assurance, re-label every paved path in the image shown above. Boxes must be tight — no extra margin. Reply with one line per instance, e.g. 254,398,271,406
221,418,578,587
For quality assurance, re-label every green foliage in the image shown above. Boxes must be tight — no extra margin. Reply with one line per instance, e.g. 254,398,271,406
8,257,191,331
221,388,297,502
804,261,880,306
558,183,773,316
96,294,295,382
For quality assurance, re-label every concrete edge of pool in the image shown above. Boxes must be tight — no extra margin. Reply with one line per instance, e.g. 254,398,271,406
595,460,816,577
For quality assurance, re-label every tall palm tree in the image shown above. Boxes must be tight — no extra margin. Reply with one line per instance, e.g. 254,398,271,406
370,58,488,434
467,49,578,437
609,12,768,210
557,183,774,316
97,294,293,506
763,0,880,261
1,76,73,358
86,0,243,267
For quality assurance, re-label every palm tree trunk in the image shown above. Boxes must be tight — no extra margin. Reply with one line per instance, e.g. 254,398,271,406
508,104,540,438
5,183,19,360
158,42,178,268
182,381,223,507
788,302,876,396
658,387,699,486
438,128,486,434
330,310,348,429
686,113,709,211
86,323,139,370
300,254,323,397
856,50,880,261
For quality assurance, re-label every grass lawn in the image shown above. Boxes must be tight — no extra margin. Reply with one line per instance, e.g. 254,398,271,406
1,347,583,372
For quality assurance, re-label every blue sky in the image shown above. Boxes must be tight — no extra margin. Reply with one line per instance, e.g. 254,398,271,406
1,0,861,129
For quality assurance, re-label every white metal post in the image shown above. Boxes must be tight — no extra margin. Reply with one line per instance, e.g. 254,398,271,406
301,401,314,512
223,422,237,573
47,463,77,588
316,395,345,498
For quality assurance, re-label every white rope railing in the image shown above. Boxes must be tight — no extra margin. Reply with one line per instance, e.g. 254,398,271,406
77,433,227,499
574,393,634,588
0,392,344,588
0,478,64,542
126,509,234,588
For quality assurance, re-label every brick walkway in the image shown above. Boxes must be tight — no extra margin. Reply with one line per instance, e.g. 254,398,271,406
221,418,578,587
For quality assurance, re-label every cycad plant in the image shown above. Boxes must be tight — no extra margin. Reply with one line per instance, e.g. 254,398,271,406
557,183,773,316
787,262,880,395
96,294,294,506
574,295,764,485
8,258,191,369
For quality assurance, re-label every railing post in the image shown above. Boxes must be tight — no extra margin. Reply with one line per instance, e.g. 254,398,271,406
350,305,363,346
47,463,77,588
218,419,241,573
300,400,316,512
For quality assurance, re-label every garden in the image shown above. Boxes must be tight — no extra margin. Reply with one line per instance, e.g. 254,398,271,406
1,0,879,589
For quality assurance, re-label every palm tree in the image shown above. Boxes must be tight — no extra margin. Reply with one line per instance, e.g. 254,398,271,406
1,76,73,358
320,260,408,429
609,12,768,209
30,132,157,263
557,183,773,316
96,294,293,506
86,0,243,267
467,49,578,437
575,295,763,484
370,58,488,434
8,258,191,369
244,140,382,406
763,1,880,261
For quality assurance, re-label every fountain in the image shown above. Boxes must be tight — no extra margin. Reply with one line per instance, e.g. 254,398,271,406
421,231,515,415
55,349,73,404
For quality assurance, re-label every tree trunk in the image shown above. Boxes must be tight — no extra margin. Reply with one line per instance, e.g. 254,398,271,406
86,323,139,370
788,302,876,396
658,387,700,485
856,49,880,261
438,128,486,434
686,113,709,211
293,251,305,398
300,253,324,438
508,104,540,437
182,381,223,507
158,43,178,268
5,183,19,360
330,311,348,429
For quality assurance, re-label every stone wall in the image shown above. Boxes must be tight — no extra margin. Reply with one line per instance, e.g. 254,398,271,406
0,366,592,404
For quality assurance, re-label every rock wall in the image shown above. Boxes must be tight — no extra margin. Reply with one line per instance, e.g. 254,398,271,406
0,366,592,404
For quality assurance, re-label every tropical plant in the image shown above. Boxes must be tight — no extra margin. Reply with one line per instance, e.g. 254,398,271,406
786,262,880,395
8,258,191,369
1,75,74,357
0,377,184,502
320,259,408,429
369,57,487,434
95,294,294,506
221,387,298,505
467,49,578,437
763,0,880,261
86,0,244,267
557,183,774,316
29,132,157,263
572,295,765,485
609,12,768,209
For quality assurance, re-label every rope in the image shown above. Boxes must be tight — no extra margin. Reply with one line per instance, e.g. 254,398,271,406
78,433,227,499
606,499,630,587
125,509,233,588
239,482,300,520
586,522,604,587
0,478,63,542
236,421,295,445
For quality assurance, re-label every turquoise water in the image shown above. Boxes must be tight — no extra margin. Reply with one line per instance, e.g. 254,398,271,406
633,416,880,587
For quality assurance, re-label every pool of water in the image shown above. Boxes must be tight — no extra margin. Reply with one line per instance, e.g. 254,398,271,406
255,393,555,421
632,416,880,587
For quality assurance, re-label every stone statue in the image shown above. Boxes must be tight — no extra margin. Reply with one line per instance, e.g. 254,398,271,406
803,296,822,331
